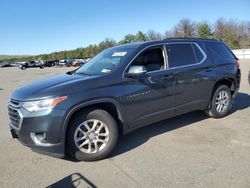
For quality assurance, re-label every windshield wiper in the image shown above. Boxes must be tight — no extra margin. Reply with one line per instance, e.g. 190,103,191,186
76,72,93,76
66,70,75,75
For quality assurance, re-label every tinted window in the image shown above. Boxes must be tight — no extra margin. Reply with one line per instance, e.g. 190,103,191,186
166,44,197,68
206,42,235,59
192,44,204,62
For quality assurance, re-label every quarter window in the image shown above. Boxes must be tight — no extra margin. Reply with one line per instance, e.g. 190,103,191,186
206,42,235,59
192,44,204,62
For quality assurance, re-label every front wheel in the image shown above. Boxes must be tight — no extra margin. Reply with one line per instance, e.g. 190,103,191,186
205,85,232,118
66,109,119,161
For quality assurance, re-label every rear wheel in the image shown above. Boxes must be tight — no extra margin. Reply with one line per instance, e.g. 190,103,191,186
66,109,119,161
205,85,232,118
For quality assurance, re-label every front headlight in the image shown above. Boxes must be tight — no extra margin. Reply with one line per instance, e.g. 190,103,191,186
22,96,67,112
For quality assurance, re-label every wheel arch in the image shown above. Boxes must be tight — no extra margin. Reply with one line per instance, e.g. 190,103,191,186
207,77,236,109
62,98,126,147
213,77,237,95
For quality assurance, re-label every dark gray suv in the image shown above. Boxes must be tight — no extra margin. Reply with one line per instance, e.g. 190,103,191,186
9,38,241,161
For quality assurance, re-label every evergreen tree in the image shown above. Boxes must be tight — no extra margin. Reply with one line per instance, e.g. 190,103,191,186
197,23,212,38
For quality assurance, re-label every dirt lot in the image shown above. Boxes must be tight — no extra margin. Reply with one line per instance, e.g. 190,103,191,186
0,62,250,188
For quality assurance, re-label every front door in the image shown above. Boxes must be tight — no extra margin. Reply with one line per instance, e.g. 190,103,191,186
122,45,175,128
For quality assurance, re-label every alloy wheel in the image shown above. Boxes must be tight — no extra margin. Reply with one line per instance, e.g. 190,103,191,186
74,119,109,154
215,90,230,113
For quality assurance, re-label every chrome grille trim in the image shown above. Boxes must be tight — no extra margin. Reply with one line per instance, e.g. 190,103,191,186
8,99,23,130
9,99,22,108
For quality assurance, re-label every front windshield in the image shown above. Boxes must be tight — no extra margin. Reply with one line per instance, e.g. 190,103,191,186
76,48,133,75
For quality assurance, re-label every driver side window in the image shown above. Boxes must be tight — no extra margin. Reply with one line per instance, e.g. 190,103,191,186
130,46,165,72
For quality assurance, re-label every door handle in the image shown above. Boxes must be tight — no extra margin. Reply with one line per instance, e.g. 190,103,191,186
205,67,213,72
162,74,173,80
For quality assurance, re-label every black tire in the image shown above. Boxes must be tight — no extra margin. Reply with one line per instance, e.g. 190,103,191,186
66,109,119,161
205,85,232,118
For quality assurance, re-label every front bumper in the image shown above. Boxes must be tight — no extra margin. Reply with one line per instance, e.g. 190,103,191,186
9,104,66,158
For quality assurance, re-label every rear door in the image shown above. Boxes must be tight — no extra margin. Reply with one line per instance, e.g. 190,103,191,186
165,43,208,114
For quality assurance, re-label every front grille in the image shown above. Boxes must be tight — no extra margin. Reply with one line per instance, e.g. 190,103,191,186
8,99,22,129
9,99,21,108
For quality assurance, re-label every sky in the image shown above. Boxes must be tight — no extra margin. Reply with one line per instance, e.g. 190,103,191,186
0,0,249,55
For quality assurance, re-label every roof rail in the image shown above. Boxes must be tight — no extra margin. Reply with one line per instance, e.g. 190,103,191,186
163,37,219,41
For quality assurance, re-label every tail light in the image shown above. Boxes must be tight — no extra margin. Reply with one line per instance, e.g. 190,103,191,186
235,60,240,69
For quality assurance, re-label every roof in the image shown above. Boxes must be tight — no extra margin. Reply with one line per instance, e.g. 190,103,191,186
163,37,219,42
111,38,221,51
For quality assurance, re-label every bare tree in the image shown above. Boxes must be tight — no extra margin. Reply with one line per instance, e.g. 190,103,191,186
164,30,175,38
236,21,250,48
214,18,226,40
214,18,250,48
146,30,163,41
173,18,196,37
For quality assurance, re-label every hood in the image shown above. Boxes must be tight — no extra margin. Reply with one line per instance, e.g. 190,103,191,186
10,73,97,101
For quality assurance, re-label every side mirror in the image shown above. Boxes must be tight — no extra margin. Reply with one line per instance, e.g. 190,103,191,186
125,65,147,77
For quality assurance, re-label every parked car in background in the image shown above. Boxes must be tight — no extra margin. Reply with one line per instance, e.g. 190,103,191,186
0,62,15,68
8,38,240,161
19,61,45,70
56,59,72,67
69,59,86,67
43,60,57,67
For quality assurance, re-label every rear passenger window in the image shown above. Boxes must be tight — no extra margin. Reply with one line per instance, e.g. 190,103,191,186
206,42,235,59
192,44,204,62
166,43,202,68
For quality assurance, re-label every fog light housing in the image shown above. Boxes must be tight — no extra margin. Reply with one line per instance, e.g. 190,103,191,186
30,132,54,146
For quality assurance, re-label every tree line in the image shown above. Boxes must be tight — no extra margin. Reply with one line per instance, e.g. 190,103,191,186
2,18,250,62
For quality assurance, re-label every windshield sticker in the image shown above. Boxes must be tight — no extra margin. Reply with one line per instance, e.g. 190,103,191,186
101,69,111,73
112,52,127,57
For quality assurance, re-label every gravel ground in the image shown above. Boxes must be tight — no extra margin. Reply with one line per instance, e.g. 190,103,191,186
0,61,250,188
